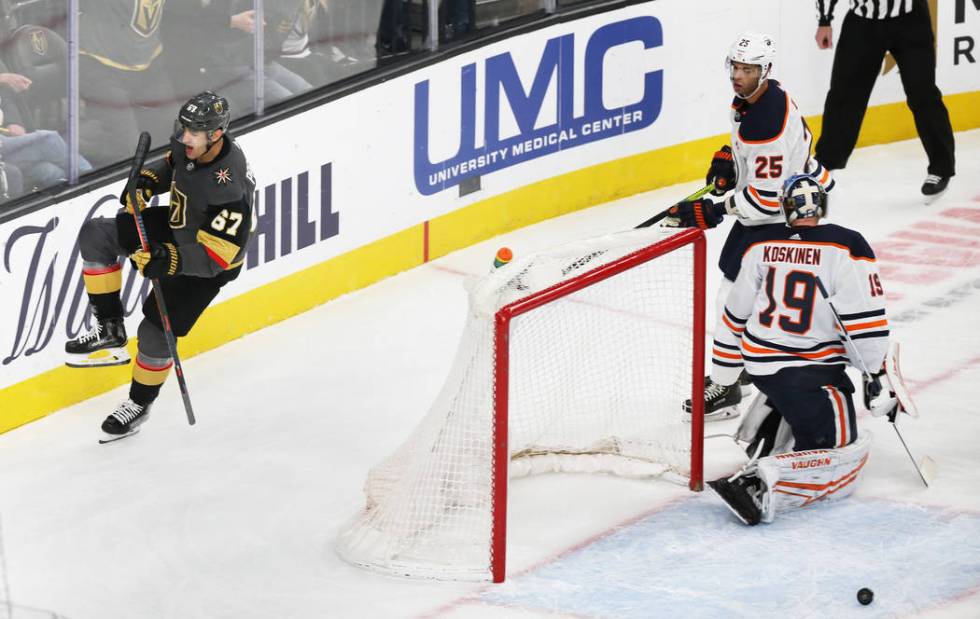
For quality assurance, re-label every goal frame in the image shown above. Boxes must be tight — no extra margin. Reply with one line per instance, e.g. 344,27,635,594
490,228,706,582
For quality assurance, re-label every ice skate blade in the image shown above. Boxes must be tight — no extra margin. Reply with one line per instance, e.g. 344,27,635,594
923,188,948,205
684,406,741,423
705,406,741,423
99,428,141,444
66,348,131,368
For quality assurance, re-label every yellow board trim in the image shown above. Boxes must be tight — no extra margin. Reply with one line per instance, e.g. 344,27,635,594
1,91,977,434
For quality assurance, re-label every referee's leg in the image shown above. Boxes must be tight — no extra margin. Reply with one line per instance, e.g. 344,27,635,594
815,13,886,170
889,4,955,178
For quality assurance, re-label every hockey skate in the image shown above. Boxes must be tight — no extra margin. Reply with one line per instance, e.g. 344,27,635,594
921,174,949,204
684,377,743,421
707,473,764,525
65,316,130,368
100,399,151,443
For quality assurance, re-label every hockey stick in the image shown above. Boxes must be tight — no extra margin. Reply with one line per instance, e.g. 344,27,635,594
127,131,197,426
635,183,715,229
814,277,930,487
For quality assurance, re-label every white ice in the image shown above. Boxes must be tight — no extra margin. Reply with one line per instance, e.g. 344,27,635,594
0,130,978,619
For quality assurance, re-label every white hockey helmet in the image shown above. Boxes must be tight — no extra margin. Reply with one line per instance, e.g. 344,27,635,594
725,32,776,98
781,174,828,225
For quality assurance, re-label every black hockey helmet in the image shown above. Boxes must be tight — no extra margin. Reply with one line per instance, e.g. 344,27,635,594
175,91,231,142
781,174,827,225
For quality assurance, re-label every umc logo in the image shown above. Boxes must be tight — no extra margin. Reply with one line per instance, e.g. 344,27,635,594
414,16,664,195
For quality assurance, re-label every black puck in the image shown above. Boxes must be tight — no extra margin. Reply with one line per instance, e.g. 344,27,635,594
857,587,874,605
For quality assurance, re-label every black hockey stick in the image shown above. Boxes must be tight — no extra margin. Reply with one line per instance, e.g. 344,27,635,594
127,131,197,426
814,277,928,487
635,183,715,229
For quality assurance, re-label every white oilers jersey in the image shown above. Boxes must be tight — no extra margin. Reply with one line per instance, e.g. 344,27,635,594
711,223,889,384
729,81,835,226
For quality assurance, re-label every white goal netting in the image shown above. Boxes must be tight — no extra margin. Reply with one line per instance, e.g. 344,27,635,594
337,227,703,581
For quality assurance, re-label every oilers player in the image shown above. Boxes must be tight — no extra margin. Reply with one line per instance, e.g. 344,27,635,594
65,92,255,442
666,32,835,420
706,174,888,525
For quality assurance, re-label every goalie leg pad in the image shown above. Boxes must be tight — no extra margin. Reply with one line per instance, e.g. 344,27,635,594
755,431,872,523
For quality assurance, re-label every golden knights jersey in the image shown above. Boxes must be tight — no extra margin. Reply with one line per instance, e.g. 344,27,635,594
80,0,166,70
729,81,835,226
712,224,889,384
143,134,255,281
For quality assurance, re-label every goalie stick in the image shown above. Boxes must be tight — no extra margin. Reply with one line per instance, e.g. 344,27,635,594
635,183,715,229
127,131,197,427
814,277,932,487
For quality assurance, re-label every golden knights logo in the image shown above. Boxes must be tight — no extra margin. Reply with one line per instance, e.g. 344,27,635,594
28,29,47,56
131,0,165,39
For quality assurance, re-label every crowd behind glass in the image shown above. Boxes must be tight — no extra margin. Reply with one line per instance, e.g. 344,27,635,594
0,0,592,207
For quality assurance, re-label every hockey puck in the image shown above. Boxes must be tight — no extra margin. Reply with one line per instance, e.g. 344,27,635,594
857,587,874,605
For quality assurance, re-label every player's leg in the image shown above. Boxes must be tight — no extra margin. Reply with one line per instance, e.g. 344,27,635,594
814,13,886,170
67,207,173,366
66,217,131,367
100,320,172,441
710,367,867,524
101,274,221,440
887,5,955,196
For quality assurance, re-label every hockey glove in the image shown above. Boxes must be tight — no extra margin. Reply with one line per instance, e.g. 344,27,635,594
666,198,726,230
131,242,180,278
862,368,886,410
120,168,159,214
706,145,736,195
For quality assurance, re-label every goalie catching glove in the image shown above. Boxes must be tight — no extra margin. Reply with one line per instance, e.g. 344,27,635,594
131,242,180,278
666,197,727,230
120,168,159,214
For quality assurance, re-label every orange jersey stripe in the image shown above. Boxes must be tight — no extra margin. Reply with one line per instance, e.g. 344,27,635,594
845,319,889,332
741,341,846,360
749,185,779,207
712,348,742,360
722,314,745,333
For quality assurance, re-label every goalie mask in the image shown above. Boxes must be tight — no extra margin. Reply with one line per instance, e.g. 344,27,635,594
781,174,828,225
725,32,776,99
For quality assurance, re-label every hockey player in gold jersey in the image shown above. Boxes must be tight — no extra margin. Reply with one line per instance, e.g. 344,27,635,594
66,91,255,441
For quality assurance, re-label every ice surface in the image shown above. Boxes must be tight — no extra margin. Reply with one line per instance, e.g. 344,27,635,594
0,130,977,618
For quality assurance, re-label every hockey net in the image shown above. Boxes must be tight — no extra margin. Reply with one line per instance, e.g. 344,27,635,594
337,227,706,582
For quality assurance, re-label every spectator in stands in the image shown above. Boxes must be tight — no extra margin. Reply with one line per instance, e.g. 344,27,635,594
78,0,175,167
269,0,333,89
162,1,311,116
0,71,92,196
439,0,476,43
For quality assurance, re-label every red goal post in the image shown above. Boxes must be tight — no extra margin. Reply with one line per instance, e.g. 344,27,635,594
490,227,706,582
337,227,706,584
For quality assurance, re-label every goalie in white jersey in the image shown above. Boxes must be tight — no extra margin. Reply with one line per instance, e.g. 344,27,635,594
706,174,889,525
667,32,835,420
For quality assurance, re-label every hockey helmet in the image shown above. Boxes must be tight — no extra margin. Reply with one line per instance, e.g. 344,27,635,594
725,32,776,98
781,174,828,225
175,91,231,141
